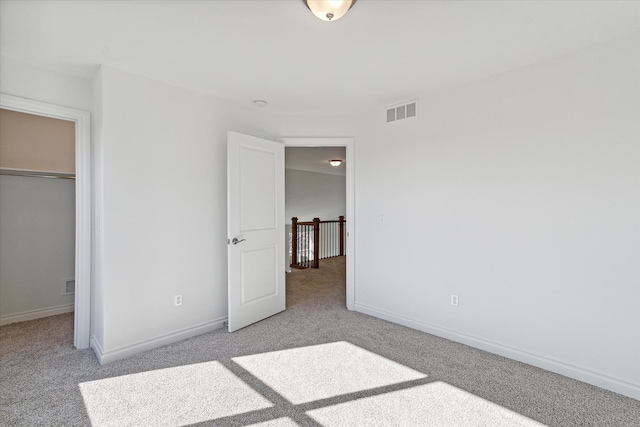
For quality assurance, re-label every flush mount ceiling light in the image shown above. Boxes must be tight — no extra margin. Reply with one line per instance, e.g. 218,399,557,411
329,159,343,167
303,0,357,21
253,100,267,108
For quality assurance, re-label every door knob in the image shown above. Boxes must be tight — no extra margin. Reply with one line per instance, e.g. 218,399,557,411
232,237,246,245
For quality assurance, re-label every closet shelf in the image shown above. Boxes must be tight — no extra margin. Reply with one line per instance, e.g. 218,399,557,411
0,168,75,180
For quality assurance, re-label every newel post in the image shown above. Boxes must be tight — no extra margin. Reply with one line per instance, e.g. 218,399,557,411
313,217,320,268
291,217,298,267
339,216,345,256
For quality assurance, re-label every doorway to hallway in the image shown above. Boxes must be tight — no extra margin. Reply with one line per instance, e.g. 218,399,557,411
280,137,354,310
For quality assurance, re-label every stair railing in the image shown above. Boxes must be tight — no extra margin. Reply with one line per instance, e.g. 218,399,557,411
290,216,345,269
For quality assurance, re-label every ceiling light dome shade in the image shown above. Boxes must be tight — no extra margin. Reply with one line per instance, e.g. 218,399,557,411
303,0,357,22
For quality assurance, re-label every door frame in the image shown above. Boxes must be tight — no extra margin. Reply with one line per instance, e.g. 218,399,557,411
0,93,92,349
278,137,355,310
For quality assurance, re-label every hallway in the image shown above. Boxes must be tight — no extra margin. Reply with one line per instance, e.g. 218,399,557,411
286,256,346,309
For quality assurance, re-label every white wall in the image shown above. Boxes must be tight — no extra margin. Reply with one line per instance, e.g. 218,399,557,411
353,33,640,398
285,168,346,223
91,66,359,362
0,175,75,323
94,66,229,359
0,57,93,111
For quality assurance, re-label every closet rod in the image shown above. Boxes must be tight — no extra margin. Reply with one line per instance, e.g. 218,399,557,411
0,169,75,180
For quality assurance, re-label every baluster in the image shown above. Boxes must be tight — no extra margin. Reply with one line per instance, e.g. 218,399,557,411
307,224,311,267
339,216,345,256
291,217,298,267
333,222,340,256
305,224,310,268
320,221,323,260
323,222,326,259
328,221,331,258
313,218,320,268
330,221,333,258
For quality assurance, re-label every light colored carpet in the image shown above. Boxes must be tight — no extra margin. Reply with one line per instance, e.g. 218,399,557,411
1,256,639,426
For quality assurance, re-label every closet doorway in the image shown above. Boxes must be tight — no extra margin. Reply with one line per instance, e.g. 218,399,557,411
0,94,91,349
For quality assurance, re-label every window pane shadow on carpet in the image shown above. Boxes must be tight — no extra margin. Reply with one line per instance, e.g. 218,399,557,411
79,341,545,427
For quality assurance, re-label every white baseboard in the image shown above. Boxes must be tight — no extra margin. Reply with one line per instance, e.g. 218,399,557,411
0,303,74,326
354,302,640,401
94,317,228,365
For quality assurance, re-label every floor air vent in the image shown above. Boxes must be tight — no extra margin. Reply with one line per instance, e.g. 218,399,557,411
386,100,418,123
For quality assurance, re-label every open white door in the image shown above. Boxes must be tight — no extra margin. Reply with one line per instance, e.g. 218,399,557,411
227,131,285,332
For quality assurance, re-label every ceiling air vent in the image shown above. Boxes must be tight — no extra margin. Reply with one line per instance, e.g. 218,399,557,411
386,99,418,123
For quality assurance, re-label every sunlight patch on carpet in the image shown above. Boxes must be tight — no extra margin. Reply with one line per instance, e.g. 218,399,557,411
79,361,273,427
306,381,547,426
246,417,300,426
232,341,427,404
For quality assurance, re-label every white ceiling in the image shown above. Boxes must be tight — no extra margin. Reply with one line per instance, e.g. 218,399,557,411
1,1,639,115
286,147,346,176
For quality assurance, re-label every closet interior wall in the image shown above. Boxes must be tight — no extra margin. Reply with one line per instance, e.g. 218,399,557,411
0,108,76,325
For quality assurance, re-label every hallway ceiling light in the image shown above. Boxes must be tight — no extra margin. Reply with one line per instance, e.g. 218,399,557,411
303,0,357,22
329,160,342,167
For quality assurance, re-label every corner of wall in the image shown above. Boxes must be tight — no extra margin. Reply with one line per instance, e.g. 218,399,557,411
90,67,105,352
96,317,226,365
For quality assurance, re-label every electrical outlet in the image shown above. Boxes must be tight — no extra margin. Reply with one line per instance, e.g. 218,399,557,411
451,294,459,307
174,294,183,306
